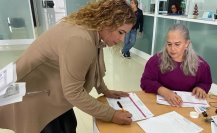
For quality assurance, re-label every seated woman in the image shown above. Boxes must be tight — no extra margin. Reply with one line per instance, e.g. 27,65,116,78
140,24,212,106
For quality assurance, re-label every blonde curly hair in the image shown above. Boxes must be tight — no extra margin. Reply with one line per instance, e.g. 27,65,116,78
62,0,136,31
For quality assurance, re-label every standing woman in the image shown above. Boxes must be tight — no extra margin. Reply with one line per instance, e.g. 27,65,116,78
121,0,143,58
140,24,212,106
0,0,136,133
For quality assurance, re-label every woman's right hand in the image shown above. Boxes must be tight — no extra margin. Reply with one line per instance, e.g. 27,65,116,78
158,87,183,107
111,110,132,125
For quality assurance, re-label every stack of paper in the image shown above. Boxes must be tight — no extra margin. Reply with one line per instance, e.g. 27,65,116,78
0,62,26,106
137,111,203,133
157,91,209,107
0,63,17,95
211,122,217,133
211,115,217,133
107,92,154,121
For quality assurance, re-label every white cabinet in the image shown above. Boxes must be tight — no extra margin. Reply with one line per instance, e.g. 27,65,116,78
42,8,56,30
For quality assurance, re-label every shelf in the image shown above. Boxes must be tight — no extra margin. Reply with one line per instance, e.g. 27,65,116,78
143,12,155,17
0,39,34,46
156,14,217,26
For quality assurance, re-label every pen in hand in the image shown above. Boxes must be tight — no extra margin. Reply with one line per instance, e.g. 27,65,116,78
117,101,125,112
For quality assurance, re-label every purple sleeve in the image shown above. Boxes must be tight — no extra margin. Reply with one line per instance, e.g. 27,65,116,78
140,55,162,94
195,60,212,93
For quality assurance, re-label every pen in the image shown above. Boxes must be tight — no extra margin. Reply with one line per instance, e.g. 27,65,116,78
117,101,125,112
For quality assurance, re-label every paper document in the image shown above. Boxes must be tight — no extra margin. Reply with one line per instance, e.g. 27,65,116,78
0,83,26,106
0,62,17,95
0,63,27,106
157,91,209,107
107,92,154,121
194,106,208,114
211,122,217,133
211,115,217,125
137,111,203,133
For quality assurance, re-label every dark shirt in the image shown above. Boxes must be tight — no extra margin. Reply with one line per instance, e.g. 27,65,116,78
140,54,212,94
132,8,143,32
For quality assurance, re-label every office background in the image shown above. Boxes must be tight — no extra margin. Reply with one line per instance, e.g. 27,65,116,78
1,0,216,83
0,0,216,133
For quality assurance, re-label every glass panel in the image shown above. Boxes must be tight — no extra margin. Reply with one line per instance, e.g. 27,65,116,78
134,16,154,55
139,0,151,12
65,0,95,15
0,0,35,41
154,17,175,53
189,23,217,84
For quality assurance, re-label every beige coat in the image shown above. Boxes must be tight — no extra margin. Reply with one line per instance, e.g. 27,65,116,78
0,22,115,133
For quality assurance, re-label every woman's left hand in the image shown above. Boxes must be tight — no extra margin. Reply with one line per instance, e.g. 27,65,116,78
192,87,207,99
103,90,129,99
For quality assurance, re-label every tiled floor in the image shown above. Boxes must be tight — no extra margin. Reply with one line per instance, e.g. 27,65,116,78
0,45,216,133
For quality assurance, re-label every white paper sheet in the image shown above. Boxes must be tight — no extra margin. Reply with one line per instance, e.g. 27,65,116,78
107,92,154,121
137,111,203,133
211,122,217,133
157,91,209,107
0,83,26,106
211,115,217,125
0,63,17,95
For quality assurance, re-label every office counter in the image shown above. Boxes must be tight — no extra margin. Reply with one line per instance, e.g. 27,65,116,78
95,91,216,133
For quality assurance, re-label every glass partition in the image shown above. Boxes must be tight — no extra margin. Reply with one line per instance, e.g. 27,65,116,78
65,0,94,14
0,0,35,45
134,16,154,55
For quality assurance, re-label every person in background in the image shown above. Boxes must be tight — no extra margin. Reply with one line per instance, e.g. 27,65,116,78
140,24,212,107
121,0,143,58
0,0,136,133
170,4,178,14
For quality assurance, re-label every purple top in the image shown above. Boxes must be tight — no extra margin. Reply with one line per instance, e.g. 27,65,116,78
140,54,212,94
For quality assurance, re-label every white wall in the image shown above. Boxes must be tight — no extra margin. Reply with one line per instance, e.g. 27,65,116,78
53,0,66,22
0,0,34,40
187,0,217,18
203,0,217,12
